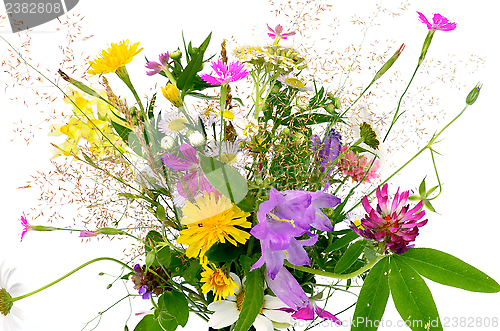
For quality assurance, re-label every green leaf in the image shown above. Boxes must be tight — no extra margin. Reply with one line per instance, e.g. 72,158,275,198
160,290,190,327
236,194,257,212
206,241,245,262
351,257,390,331
156,246,172,267
157,311,178,331
182,259,201,284
145,230,163,251
334,240,365,273
325,231,359,253
156,204,167,221
134,315,163,331
177,33,212,92
399,248,500,293
111,120,132,144
235,256,264,331
198,154,248,204
389,256,442,331
418,177,426,197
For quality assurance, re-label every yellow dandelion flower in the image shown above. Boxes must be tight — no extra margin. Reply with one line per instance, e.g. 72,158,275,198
176,192,251,258
201,266,239,302
88,40,143,75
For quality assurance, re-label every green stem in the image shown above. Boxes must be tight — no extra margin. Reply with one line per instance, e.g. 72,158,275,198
12,257,133,302
284,255,384,280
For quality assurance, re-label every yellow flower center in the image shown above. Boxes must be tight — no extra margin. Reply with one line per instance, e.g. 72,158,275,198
236,290,245,311
201,267,239,302
223,110,235,120
221,152,237,165
285,77,305,88
168,118,188,132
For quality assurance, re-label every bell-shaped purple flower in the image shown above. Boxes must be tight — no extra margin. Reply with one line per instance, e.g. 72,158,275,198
265,267,309,310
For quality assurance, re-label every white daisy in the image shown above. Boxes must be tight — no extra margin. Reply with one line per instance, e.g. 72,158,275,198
0,262,26,331
207,274,293,331
206,141,243,166
277,75,313,92
158,111,189,137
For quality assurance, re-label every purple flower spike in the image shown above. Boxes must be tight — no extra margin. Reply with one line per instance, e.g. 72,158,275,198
265,267,309,310
267,23,296,40
417,12,456,31
312,129,342,174
145,52,170,76
138,285,152,300
350,183,428,254
200,60,248,86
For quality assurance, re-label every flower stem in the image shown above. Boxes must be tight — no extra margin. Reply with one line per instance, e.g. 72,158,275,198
284,255,384,280
12,257,134,302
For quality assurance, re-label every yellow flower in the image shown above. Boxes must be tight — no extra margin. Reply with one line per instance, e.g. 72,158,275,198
161,83,183,108
88,40,143,75
201,266,239,302
176,192,251,258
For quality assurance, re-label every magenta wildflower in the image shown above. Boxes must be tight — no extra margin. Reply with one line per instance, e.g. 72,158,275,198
19,212,33,242
145,52,170,76
79,230,98,238
267,24,296,40
417,12,456,31
200,60,248,86
350,184,428,254
283,299,342,325
162,144,218,200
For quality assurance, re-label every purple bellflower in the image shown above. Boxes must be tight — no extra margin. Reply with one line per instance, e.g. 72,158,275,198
350,183,428,254
265,267,309,310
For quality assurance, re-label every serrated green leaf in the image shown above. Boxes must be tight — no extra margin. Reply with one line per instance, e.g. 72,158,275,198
351,257,390,331
160,290,189,327
389,256,442,331
399,248,500,293
335,240,365,273
198,154,248,204
134,314,163,331
325,231,359,253
235,256,264,331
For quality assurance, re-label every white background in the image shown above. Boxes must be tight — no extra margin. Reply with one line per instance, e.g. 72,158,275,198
1,0,499,330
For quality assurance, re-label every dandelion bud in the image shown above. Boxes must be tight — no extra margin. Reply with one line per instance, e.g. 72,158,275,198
373,44,405,82
170,49,182,61
466,82,482,105
161,83,183,108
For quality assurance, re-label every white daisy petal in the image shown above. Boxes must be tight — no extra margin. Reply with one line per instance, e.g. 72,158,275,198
262,309,293,324
207,302,239,328
252,314,274,331
263,295,288,309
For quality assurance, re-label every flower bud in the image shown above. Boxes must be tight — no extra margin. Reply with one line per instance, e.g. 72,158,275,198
32,225,57,232
359,122,380,150
170,48,182,61
373,44,405,82
160,136,175,150
96,227,123,235
161,83,183,108
466,82,482,105
188,131,204,147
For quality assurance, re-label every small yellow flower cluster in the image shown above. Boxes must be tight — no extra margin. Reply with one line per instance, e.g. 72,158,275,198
233,44,307,73
49,89,128,159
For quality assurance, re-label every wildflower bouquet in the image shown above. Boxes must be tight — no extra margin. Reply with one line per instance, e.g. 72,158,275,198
1,5,499,331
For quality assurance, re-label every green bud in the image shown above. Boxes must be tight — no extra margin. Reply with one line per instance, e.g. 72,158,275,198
325,103,335,114
466,82,482,105
359,122,380,150
32,225,57,232
293,133,305,143
373,44,405,82
418,31,436,66
107,284,112,289
98,272,104,276
170,48,182,61
282,127,291,135
96,227,122,235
